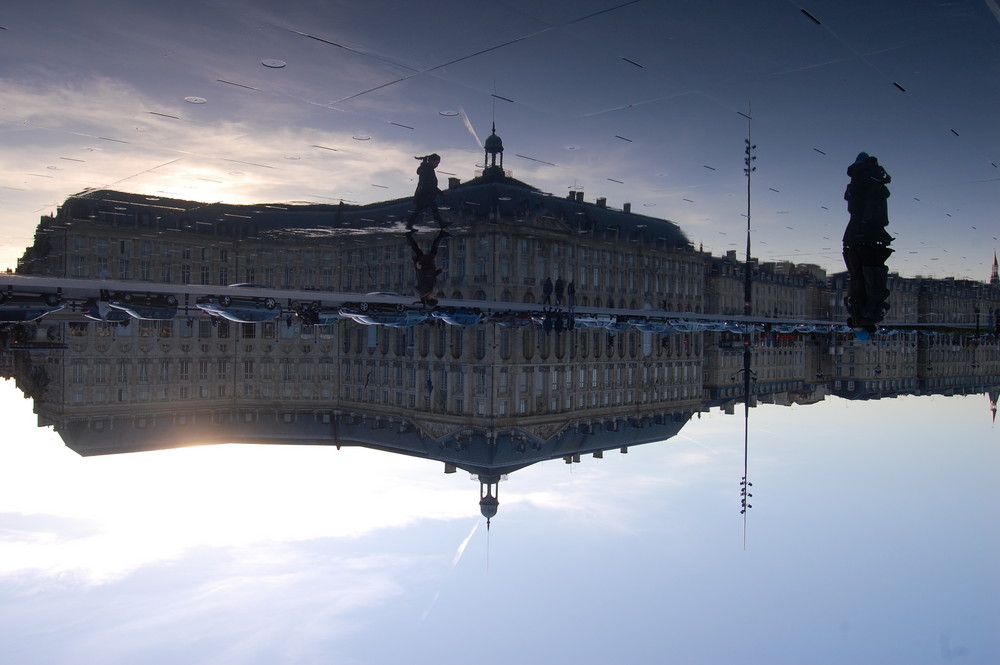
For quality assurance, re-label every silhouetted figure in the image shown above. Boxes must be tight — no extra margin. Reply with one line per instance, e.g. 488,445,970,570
567,282,576,310
843,152,893,329
554,277,565,306
844,152,892,245
553,311,565,334
408,229,449,307
542,307,554,334
407,153,447,229
295,304,320,326
542,277,553,305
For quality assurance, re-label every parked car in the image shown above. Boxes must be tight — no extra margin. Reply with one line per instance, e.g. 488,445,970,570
431,307,485,327
491,311,533,328
293,302,343,326
724,321,763,334
668,319,706,332
106,291,178,321
633,319,673,334
569,313,616,329
345,292,409,314
339,305,428,328
196,295,281,323
81,298,130,323
0,291,64,322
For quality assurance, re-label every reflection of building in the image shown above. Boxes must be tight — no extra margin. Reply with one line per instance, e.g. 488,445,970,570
10,313,706,524
7,305,999,519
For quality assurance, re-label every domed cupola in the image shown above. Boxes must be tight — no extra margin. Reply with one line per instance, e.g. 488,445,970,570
483,123,504,176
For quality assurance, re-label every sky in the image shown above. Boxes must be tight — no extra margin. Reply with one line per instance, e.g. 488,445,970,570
2,0,1000,280
1,380,997,665
2,3,1000,662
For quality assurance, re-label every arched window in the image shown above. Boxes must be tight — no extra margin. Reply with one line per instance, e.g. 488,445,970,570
499,329,511,360
435,326,446,358
418,327,429,357
475,329,487,360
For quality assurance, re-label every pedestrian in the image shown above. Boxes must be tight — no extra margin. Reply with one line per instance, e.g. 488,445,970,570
553,311,565,334
542,277,553,305
407,154,448,229
567,281,576,310
542,307,554,335
554,277,565,306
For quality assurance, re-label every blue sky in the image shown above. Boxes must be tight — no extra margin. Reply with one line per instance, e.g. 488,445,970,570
1,380,997,664
2,0,999,279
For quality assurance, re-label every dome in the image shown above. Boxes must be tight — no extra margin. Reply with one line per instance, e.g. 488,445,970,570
479,495,499,519
485,132,504,153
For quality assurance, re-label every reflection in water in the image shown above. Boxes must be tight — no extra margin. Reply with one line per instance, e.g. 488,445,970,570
5,140,1000,524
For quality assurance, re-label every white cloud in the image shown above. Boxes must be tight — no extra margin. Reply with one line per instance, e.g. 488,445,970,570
0,385,477,586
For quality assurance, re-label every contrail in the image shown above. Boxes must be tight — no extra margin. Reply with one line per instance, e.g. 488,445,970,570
676,433,717,454
103,158,184,189
421,521,480,623
458,106,482,149
452,520,479,565
420,591,441,623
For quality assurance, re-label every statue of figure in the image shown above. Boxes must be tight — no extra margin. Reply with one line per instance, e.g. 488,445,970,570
843,152,892,246
407,154,448,229
842,152,893,332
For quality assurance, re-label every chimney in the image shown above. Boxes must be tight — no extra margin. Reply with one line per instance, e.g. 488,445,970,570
623,202,631,213
596,197,607,208
575,191,584,202
448,177,460,189
567,190,576,200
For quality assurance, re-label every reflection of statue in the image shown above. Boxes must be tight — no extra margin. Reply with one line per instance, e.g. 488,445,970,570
407,228,449,307
407,154,447,229
842,152,893,331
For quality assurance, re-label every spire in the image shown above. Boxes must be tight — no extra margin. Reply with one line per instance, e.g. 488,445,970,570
990,251,998,286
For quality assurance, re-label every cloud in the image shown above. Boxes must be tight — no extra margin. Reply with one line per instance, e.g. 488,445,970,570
0,408,477,586
0,541,423,665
